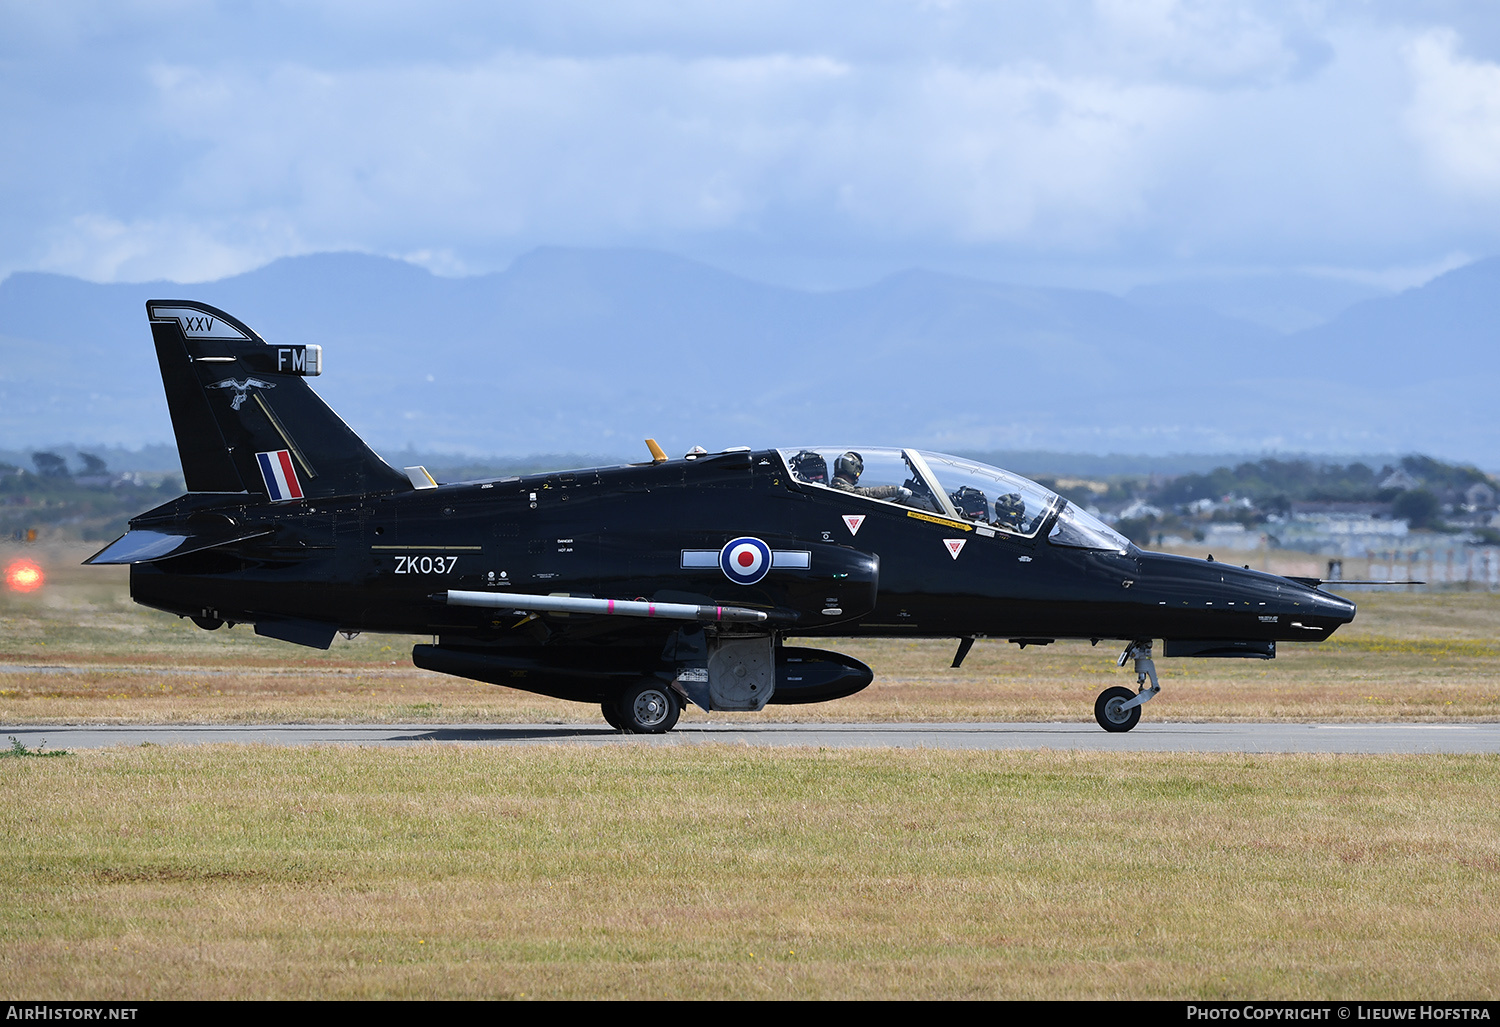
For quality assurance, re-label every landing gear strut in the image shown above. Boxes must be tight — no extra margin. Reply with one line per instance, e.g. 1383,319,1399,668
1095,640,1159,733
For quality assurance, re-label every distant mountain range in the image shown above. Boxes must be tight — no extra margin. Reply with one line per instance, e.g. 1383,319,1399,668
1,248,1496,467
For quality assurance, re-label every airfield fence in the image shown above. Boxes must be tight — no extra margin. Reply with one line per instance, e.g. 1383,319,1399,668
1364,545,1500,591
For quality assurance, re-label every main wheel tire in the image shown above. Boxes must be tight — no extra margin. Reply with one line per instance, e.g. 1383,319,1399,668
617,681,681,734
1094,685,1142,733
601,701,626,731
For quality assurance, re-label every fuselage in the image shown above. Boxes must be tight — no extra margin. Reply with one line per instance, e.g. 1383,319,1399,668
126,446,1355,648
101,298,1358,730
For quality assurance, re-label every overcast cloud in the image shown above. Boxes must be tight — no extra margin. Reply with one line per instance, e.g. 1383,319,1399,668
5,1,1500,288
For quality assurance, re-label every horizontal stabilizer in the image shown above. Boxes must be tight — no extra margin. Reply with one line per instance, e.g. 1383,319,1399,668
84,526,272,565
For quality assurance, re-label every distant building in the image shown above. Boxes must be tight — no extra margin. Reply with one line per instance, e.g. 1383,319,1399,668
1463,482,1496,510
1200,523,1259,550
1118,499,1164,520
1379,468,1420,491
1274,502,1408,556
1289,501,1395,518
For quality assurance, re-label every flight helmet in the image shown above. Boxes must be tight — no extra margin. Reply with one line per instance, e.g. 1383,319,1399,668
835,451,864,483
789,450,829,483
950,485,989,521
995,492,1025,529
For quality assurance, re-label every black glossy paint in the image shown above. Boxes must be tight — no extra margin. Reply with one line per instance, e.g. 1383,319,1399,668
97,300,1357,728
123,452,1354,647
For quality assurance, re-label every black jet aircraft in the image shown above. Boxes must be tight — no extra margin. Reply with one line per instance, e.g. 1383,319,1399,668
88,300,1357,733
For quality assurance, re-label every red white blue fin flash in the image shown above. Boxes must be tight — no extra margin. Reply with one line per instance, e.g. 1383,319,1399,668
257,450,304,501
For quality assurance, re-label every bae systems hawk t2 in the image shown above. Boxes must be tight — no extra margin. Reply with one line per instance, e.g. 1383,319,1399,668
88,301,1358,733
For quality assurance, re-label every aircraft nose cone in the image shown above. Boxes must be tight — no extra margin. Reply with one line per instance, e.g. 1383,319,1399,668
1313,588,1357,624
1132,552,1356,641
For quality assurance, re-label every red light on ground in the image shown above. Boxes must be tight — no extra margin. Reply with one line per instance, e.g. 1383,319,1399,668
5,560,44,593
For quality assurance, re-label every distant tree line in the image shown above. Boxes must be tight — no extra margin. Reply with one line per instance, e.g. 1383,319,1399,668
1151,456,1489,507
1033,455,1499,546
9,451,110,480
0,451,180,542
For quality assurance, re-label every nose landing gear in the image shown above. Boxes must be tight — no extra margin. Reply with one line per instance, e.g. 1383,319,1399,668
1095,640,1159,733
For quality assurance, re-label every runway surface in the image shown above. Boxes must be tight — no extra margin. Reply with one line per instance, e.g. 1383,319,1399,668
6,721,1500,753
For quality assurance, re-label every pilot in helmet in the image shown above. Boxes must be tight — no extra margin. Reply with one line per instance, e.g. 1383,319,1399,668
950,485,989,522
833,451,863,485
994,492,1025,530
789,449,829,484
833,451,910,502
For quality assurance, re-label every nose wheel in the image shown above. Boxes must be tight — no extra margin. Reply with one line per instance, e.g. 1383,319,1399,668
1094,641,1160,733
1095,686,1142,732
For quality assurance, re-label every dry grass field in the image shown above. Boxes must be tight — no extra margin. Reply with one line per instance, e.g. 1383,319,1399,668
3,541,1499,727
1,745,1497,999
1,541,1498,1000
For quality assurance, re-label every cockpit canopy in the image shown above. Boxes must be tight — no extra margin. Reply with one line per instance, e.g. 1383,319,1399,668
778,447,1130,553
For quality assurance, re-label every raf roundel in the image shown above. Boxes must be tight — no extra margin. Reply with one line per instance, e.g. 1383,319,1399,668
719,537,772,585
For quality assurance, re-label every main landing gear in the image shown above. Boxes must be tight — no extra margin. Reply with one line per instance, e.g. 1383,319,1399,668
602,679,682,734
1095,640,1160,733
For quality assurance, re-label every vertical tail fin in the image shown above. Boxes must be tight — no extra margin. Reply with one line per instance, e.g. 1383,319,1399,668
147,300,410,499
